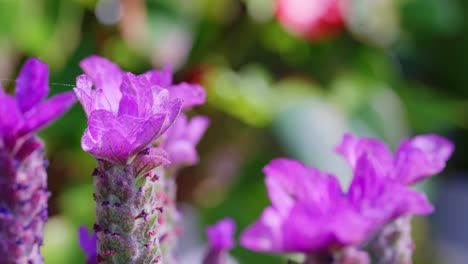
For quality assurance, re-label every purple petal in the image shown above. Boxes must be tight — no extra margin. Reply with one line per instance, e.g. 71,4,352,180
163,114,209,166
134,147,170,174
348,155,433,228
80,55,123,113
263,158,342,213
15,58,49,113
144,65,173,87
165,141,198,166
0,94,22,138
394,134,454,184
120,73,153,117
335,133,393,176
156,98,182,138
82,127,131,164
390,185,434,216
78,226,97,263
186,115,210,144
281,202,336,252
132,113,167,152
118,95,139,116
240,207,284,252
206,218,236,251
74,74,95,116
20,92,76,135
169,83,206,110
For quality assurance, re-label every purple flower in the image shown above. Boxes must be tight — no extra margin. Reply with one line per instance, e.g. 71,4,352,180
74,55,187,163
335,133,454,184
0,58,76,151
163,113,210,167
206,218,236,251
240,155,437,254
78,226,97,264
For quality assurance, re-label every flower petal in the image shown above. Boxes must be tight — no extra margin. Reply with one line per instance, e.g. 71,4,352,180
134,147,170,175
15,58,49,113
120,73,153,117
20,92,76,135
0,94,22,138
144,65,173,87
187,115,210,144
80,55,123,113
118,94,139,117
335,133,393,177
165,140,198,166
240,207,284,252
82,128,131,164
263,158,342,213
132,113,167,152
78,226,97,263
74,74,95,116
206,218,236,250
169,83,206,110
394,134,454,184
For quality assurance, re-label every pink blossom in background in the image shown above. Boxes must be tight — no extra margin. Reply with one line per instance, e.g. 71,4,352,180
275,0,346,40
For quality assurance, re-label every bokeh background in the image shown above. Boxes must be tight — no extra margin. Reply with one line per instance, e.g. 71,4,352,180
1,0,468,263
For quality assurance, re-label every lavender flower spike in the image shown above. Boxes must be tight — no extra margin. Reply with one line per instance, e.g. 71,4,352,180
203,218,236,264
74,55,184,263
0,58,76,263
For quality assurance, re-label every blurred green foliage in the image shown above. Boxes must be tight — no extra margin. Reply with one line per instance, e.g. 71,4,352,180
1,0,467,263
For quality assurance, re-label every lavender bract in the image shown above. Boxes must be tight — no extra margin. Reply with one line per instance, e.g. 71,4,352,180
74,55,207,263
203,218,236,264
0,58,75,263
335,133,453,263
79,226,98,264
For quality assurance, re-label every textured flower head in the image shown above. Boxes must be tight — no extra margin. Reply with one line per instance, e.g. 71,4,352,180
163,113,209,167
74,55,206,164
240,150,443,254
206,218,236,251
276,0,346,40
0,58,76,152
335,133,454,184
78,226,97,264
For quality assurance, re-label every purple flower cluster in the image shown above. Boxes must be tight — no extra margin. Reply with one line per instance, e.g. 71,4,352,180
240,134,453,260
0,58,75,263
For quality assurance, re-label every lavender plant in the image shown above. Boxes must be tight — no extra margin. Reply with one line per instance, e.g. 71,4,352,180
74,56,206,263
0,58,76,263
240,134,453,264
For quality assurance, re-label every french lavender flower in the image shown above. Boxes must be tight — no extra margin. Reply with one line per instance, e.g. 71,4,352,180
0,58,76,263
74,55,206,263
240,149,443,263
335,133,454,264
202,218,236,264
